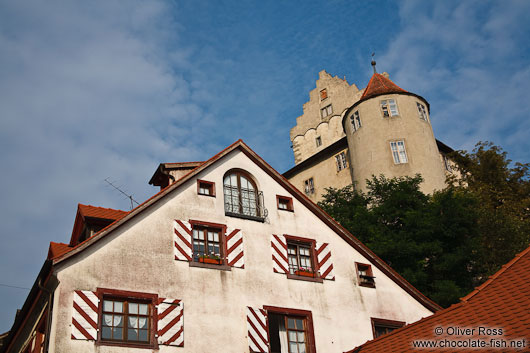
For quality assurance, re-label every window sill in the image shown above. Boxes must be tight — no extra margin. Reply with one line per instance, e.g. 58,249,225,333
189,261,231,271
278,208,294,213
287,274,323,283
359,282,376,288
225,211,265,223
198,192,216,197
96,340,157,349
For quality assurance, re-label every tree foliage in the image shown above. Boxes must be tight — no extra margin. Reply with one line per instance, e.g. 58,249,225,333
318,142,530,308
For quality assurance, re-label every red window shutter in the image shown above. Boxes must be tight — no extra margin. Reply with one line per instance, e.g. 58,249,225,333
174,220,193,261
226,227,245,268
247,307,269,352
271,234,288,274
71,290,99,340
316,242,335,280
157,298,183,346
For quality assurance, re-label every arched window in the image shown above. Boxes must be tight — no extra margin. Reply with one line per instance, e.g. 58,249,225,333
223,170,260,218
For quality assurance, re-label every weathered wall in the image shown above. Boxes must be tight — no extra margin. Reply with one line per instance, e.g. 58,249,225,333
291,70,360,164
287,147,354,203
345,94,447,194
50,149,433,353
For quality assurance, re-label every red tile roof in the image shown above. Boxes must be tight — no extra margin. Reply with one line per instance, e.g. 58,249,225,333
360,73,408,101
346,245,530,353
78,204,128,220
47,242,71,260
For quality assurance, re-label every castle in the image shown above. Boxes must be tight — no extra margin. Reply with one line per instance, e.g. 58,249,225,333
284,64,453,202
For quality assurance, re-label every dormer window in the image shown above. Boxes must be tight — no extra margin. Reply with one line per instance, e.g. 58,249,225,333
223,170,265,221
381,99,398,117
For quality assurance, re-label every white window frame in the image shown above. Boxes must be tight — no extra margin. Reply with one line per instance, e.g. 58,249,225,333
417,102,428,121
335,151,348,172
351,111,362,131
304,178,315,195
320,104,333,118
381,99,399,117
390,140,408,164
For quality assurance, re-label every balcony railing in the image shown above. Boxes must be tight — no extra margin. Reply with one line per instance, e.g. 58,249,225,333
223,185,267,222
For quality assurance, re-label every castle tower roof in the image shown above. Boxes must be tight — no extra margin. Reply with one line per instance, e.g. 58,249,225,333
359,73,408,101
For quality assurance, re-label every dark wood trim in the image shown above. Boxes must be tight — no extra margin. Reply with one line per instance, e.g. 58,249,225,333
188,219,227,266
197,179,216,197
95,288,159,349
355,262,376,288
370,317,406,339
189,261,231,271
276,195,294,212
286,273,323,283
263,306,316,353
285,234,319,279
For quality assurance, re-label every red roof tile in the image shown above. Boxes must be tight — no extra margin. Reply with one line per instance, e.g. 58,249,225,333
346,245,530,352
360,73,408,101
78,204,128,221
47,242,71,260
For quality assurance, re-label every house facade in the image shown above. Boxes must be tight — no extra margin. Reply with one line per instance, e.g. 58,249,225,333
3,141,439,353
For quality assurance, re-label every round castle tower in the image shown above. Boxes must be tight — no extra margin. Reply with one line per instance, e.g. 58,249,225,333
342,67,447,193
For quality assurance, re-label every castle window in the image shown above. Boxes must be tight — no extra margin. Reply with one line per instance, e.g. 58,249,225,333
351,111,362,131
381,99,399,117
320,89,328,100
417,102,428,120
197,179,215,196
356,262,375,288
277,195,294,212
371,318,405,338
390,141,408,164
304,178,314,195
335,151,348,172
320,104,333,118
443,155,452,172
315,136,322,147
223,170,264,220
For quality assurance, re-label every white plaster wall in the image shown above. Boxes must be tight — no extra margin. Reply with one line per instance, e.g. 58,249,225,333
50,149,433,353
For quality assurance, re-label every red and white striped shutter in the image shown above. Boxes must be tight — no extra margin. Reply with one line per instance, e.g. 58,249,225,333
157,298,183,346
316,242,335,280
271,234,288,274
247,307,269,353
71,290,99,340
226,227,244,268
174,220,193,261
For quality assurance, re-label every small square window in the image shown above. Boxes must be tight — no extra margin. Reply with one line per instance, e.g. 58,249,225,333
356,262,375,288
320,104,333,118
315,136,322,147
197,180,215,197
320,89,328,100
381,99,399,117
277,195,294,212
304,178,314,195
371,318,405,338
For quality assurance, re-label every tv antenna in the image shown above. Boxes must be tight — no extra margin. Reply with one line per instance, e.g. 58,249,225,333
104,177,140,210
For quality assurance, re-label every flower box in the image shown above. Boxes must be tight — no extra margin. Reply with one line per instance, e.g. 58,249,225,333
295,270,314,277
199,257,221,265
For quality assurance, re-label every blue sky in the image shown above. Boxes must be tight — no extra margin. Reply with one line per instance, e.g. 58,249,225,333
1,0,529,332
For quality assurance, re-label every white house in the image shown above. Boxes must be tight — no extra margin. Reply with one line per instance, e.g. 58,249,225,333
3,140,439,353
